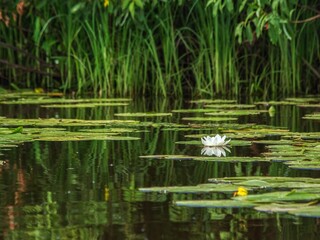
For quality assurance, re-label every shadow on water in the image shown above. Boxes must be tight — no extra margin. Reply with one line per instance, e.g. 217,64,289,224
0,97,320,239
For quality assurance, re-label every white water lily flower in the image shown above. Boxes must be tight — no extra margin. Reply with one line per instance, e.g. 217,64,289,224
201,134,231,147
201,146,231,157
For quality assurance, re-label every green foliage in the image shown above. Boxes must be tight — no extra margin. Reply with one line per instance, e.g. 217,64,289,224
0,0,319,97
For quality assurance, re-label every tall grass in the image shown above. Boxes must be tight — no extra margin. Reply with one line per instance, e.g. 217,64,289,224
0,0,319,98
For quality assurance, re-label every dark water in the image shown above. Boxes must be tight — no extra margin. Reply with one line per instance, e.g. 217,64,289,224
0,98,319,239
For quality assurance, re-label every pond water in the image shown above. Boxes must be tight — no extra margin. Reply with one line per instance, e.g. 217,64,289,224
0,95,320,239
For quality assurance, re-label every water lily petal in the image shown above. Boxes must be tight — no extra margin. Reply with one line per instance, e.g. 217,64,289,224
201,134,231,147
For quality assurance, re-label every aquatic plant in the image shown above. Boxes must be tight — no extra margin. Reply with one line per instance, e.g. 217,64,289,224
0,0,319,97
201,134,231,147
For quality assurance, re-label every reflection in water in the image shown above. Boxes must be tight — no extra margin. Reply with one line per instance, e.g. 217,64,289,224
201,146,231,157
1,98,320,239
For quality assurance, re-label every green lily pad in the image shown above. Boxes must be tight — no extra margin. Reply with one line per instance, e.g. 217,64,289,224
115,113,172,117
175,200,256,208
193,156,268,163
139,184,240,194
189,99,237,104
285,97,320,103
266,156,310,162
236,180,271,187
139,155,194,160
289,205,320,217
223,127,290,137
0,118,139,127
254,203,313,213
254,101,295,105
252,140,294,145
35,134,140,141
0,98,132,104
205,110,266,116
287,163,320,170
172,109,220,113
41,102,129,108
209,176,320,184
204,104,256,109
303,113,320,120
235,190,320,203
297,104,320,108
78,128,145,133
181,117,238,122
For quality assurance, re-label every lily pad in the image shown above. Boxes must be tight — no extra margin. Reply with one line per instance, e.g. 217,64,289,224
41,102,129,108
209,176,320,184
175,200,256,208
78,128,145,133
235,190,320,203
193,156,268,163
289,205,320,217
172,109,220,113
115,113,172,117
297,104,320,108
0,98,132,105
302,113,320,120
189,99,237,104
181,117,238,122
285,97,320,103
140,183,247,194
254,101,295,106
252,140,294,145
0,118,139,127
139,155,194,160
204,104,256,109
254,203,313,213
205,110,266,116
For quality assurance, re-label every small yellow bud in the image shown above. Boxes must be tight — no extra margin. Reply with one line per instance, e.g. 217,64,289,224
233,186,248,197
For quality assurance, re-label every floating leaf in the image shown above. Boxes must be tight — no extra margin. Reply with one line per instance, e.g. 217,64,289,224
0,98,132,105
139,155,194,160
0,118,139,127
41,103,129,108
189,99,237,104
175,200,256,208
194,156,267,163
181,117,237,122
204,104,256,109
289,205,320,217
172,109,220,113
115,112,172,117
254,203,313,213
303,113,320,121
205,110,266,116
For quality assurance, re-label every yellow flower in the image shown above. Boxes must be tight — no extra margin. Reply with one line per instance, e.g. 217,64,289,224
104,187,109,201
233,186,248,197
34,87,44,93
104,0,109,7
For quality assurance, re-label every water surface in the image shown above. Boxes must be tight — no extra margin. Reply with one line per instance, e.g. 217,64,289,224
0,97,319,239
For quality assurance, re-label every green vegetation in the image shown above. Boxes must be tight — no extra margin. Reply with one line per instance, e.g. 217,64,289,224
1,93,320,238
140,177,320,217
0,0,319,97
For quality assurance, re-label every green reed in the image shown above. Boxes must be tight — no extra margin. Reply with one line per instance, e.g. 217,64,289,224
0,0,319,97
